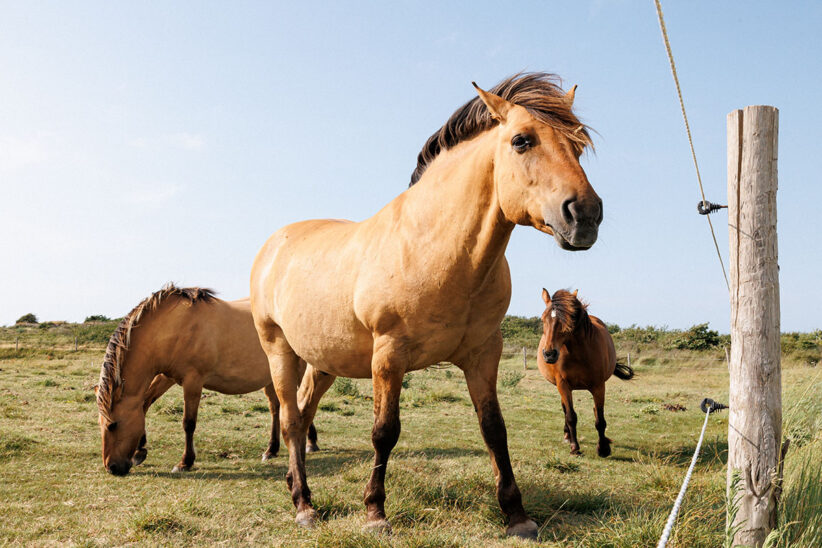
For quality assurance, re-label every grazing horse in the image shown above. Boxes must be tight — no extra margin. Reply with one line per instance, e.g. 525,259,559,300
537,289,634,457
95,284,318,476
250,73,602,538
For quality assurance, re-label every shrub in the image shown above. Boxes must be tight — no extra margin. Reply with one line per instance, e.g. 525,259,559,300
672,323,720,350
15,313,37,324
331,377,360,398
84,314,111,323
499,370,524,389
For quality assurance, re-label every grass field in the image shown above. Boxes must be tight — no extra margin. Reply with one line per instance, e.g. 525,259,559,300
0,338,819,546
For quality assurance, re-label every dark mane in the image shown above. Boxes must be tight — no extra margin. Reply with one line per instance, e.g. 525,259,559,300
96,283,216,424
409,72,593,186
550,289,593,337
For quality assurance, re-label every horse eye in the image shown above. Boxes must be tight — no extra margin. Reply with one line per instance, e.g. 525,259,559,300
511,134,532,153
107,421,118,432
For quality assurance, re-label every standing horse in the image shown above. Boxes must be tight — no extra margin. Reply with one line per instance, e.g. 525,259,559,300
537,289,634,457
250,73,602,538
95,284,318,476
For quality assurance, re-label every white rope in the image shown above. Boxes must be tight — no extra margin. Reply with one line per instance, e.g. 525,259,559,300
656,407,712,548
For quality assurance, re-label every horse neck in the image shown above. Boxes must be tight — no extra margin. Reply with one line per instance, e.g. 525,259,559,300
117,316,166,400
399,132,515,286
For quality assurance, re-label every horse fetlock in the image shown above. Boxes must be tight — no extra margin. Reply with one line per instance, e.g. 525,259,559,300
305,441,320,453
171,463,192,473
505,519,538,540
261,450,278,462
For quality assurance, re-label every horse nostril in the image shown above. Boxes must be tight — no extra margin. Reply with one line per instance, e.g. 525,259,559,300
596,198,603,225
561,199,574,224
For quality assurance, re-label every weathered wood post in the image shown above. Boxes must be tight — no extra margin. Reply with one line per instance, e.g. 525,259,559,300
726,105,781,547
522,346,527,370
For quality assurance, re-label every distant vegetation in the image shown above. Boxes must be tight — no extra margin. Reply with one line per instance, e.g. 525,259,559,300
84,315,111,323
501,316,821,365
1,315,819,366
15,313,37,325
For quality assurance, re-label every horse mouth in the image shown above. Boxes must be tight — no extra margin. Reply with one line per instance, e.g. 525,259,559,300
553,230,593,251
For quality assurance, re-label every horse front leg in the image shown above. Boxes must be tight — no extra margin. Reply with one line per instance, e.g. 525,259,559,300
172,378,202,473
591,384,611,457
134,374,176,466
362,342,404,534
456,332,538,540
557,379,580,455
262,383,280,461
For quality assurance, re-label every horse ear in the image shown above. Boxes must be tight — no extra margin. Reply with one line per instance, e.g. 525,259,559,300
566,84,578,106
542,288,551,305
472,82,511,123
572,289,578,298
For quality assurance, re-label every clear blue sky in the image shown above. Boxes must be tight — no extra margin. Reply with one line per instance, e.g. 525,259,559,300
1,1,819,332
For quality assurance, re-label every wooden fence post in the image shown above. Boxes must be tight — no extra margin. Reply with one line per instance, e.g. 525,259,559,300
727,105,781,547
16,337,19,352
522,346,527,370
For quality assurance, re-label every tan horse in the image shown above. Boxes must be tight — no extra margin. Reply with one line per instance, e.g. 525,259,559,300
250,73,602,538
95,284,317,476
537,289,634,457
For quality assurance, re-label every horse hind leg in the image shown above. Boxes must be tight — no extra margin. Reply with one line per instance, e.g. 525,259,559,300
592,384,611,458
260,329,318,527
297,360,323,454
172,378,202,473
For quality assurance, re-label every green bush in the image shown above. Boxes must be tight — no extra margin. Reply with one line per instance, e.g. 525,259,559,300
672,323,720,350
500,315,542,348
15,313,37,324
84,315,111,323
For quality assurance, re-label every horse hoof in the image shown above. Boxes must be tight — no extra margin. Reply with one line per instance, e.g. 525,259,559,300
171,464,191,473
261,451,277,462
305,442,320,454
132,450,148,466
597,444,612,458
363,519,392,535
570,448,582,457
506,519,538,540
295,508,318,528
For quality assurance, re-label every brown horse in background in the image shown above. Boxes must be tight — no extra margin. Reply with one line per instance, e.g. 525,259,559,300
95,284,317,476
537,289,633,457
251,73,602,538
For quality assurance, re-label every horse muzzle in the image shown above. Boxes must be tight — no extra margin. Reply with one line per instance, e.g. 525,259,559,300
542,348,559,364
106,460,132,476
546,196,602,251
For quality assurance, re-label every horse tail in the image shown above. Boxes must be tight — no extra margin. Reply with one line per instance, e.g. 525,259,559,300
613,360,635,381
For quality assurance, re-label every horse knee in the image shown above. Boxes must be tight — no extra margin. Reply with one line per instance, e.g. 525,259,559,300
371,417,400,454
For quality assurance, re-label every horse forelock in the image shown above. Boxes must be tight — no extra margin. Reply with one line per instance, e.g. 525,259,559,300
96,283,217,423
409,72,594,186
549,289,593,337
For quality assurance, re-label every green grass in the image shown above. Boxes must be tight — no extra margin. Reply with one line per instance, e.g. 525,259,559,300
0,340,819,546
